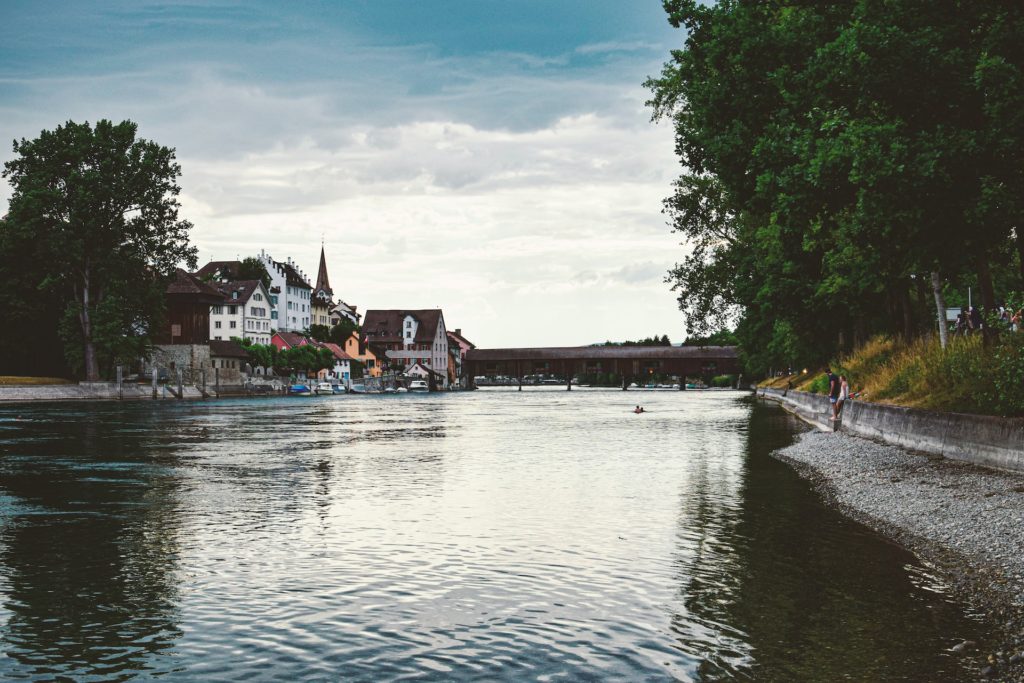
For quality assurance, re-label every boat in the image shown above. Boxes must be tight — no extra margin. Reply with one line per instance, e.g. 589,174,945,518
349,382,367,394
332,383,347,395
314,382,334,395
395,386,408,393
408,379,429,392
383,386,397,394
289,384,312,396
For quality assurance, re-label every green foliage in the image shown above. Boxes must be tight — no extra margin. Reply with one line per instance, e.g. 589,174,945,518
238,257,272,290
648,2,1024,377
602,335,672,347
308,324,331,342
817,334,1024,416
2,119,197,379
309,320,359,344
710,374,737,388
237,339,278,371
684,328,738,347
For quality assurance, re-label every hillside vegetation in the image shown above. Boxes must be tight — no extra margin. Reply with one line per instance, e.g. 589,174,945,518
762,334,1024,417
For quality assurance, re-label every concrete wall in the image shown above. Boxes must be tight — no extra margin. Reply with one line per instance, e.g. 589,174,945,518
759,387,835,431
760,388,1024,473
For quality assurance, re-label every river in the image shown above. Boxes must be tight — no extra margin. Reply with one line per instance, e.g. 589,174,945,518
0,389,982,680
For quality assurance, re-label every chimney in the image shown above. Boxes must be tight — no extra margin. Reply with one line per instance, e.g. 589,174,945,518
455,329,461,336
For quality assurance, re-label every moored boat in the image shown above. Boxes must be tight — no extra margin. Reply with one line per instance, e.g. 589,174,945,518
408,380,429,392
289,384,312,396
314,382,334,395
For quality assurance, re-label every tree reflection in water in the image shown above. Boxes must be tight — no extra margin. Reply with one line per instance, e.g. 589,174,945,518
0,404,185,679
671,400,983,681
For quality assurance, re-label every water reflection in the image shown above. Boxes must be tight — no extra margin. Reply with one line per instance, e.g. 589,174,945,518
0,405,185,680
674,401,979,681
0,392,985,681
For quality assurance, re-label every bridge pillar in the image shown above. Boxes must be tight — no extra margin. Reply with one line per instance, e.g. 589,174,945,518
622,375,629,391
566,362,572,391
679,375,686,391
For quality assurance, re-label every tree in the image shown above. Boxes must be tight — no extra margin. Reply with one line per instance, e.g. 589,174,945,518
647,1,1023,375
3,120,197,380
238,256,272,290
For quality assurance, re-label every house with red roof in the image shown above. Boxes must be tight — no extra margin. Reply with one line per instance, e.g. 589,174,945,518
271,330,309,351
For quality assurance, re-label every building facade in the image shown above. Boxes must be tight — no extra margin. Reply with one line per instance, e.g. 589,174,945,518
363,309,449,387
209,280,273,345
258,251,313,333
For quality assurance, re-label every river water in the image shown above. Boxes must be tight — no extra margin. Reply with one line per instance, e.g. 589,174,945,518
0,389,982,681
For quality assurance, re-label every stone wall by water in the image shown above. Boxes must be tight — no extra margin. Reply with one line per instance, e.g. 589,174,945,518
759,387,1024,473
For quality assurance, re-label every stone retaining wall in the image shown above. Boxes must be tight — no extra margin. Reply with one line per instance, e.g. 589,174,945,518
760,387,1024,473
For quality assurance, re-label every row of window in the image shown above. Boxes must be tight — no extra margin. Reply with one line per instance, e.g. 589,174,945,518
286,286,310,299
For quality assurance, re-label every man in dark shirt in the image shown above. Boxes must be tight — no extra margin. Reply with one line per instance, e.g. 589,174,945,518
826,368,840,420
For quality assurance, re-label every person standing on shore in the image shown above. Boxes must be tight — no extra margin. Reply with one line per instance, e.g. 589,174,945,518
826,368,840,420
837,375,850,418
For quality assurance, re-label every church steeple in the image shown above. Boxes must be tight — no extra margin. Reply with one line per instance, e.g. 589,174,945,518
315,243,332,297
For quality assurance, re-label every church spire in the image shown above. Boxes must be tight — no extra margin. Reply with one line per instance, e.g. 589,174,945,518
315,244,332,297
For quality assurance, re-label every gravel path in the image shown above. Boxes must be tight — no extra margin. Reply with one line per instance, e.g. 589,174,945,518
775,431,1024,680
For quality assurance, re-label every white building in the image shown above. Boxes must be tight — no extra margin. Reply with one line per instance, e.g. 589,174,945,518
209,280,273,345
258,251,313,333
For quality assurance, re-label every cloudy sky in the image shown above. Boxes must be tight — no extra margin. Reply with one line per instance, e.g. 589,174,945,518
0,1,688,347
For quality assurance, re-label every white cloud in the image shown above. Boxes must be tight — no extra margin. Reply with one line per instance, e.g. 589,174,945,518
0,39,690,346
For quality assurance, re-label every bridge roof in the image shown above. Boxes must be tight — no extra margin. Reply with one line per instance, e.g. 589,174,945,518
466,345,738,362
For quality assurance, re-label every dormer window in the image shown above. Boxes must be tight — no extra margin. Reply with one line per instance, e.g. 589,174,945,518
232,291,238,300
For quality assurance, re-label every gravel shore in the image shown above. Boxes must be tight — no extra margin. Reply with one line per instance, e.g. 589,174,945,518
774,430,1024,680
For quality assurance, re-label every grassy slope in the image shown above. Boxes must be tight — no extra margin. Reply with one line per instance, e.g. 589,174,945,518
759,334,1024,417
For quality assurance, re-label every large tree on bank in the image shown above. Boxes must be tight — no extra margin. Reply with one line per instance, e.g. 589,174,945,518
2,120,197,380
647,1,1024,374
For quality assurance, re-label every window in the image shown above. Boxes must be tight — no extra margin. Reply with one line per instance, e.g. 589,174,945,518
214,335,222,340
214,321,221,329
271,311,278,320
228,306,237,315
254,293,262,301
212,305,223,315
230,321,237,329
406,321,412,328
232,291,238,300
271,295,278,305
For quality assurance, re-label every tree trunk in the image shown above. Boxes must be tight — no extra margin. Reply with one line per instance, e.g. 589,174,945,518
930,271,948,349
79,268,101,381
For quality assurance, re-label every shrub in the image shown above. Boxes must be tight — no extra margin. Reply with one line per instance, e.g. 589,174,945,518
710,374,737,387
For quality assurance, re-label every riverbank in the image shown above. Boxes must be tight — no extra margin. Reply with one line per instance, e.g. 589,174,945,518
773,430,1024,680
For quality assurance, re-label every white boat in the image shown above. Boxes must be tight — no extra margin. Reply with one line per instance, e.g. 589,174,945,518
395,386,408,393
349,382,367,394
314,382,334,395
408,380,429,392
332,384,347,395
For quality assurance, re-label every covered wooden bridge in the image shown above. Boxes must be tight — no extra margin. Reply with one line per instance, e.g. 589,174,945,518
463,345,740,390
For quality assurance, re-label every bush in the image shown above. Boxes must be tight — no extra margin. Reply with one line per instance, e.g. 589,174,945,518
710,374,737,387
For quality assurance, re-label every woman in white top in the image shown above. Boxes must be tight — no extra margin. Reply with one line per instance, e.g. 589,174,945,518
837,375,850,418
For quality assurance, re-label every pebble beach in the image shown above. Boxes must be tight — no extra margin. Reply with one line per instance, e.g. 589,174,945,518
774,430,1024,680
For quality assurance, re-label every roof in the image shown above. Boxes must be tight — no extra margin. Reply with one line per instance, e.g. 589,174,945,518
212,280,264,304
274,331,308,349
363,309,444,344
312,289,333,308
195,260,242,281
466,345,740,362
315,246,332,297
209,340,250,359
275,260,311,289
447,329,475,349
166,269,225,302
320,342,353,361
